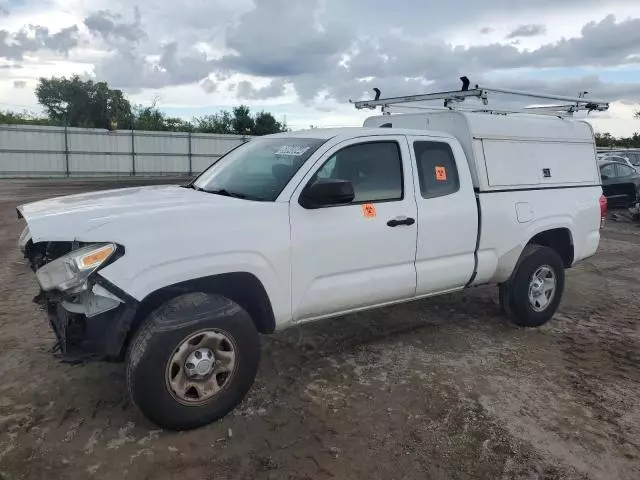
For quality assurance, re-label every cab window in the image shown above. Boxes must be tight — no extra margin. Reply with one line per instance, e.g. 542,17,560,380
310,141,403,203
413,141,460,199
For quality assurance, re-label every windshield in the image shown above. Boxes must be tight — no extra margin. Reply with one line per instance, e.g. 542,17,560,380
193,137,326,201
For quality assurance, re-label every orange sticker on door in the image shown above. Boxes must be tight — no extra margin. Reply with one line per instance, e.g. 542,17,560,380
435,165,447,181
362,203,377,218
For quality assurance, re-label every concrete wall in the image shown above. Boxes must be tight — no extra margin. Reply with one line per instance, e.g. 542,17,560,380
0,124,250,178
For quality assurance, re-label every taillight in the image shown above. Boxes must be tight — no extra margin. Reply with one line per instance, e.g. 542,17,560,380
599,194,607,228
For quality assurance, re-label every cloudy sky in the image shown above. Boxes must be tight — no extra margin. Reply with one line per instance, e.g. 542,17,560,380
0,0,639,134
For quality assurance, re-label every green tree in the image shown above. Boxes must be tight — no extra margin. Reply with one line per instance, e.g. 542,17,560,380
35,75,133,129
133,106,167,131
231,105,255,135
253,111,286,135
6,77,288,135
163,117,194,132
193,109,286,135
595,132,614,148
0,110,55,126
595,131,640,148
193,112,233,134
134,105,193,132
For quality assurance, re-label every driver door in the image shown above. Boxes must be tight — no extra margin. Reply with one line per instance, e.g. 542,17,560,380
289,136,418,322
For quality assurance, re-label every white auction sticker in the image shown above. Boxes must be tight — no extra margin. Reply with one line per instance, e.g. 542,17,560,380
275,145,311,156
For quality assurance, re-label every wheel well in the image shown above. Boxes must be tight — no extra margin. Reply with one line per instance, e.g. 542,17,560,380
528,228,574,268
121,272,276,357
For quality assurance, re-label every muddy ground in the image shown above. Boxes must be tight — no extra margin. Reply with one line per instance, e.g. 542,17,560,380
0,179,638,480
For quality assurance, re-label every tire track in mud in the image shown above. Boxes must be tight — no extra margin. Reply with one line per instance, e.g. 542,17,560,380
552,243,640,463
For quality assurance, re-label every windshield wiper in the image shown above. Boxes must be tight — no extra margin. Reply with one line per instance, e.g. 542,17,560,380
208,188,261,200
182,183,204,191
208,188,246,199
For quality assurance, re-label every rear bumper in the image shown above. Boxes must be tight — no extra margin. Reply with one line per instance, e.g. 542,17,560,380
43,277,139,363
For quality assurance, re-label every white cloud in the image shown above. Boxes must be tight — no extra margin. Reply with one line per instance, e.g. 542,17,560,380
587,102,640,137
0,0,637,135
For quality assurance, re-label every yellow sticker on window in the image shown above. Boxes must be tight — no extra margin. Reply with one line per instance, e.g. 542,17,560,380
435,165,447,181
362,203,377,218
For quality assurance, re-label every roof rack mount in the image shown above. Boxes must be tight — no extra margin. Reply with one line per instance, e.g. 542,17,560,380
351,82,610,117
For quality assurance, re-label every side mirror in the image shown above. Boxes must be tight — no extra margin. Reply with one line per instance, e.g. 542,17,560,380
601,174,609,180
300,179,355,209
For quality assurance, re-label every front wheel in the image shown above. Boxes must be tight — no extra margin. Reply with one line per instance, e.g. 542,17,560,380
499,245,565,327
126,293,260,430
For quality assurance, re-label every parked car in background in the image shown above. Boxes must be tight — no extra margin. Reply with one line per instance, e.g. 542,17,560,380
598,150,640,168
599,160,640,208
597,154,637,171
623,151,640,167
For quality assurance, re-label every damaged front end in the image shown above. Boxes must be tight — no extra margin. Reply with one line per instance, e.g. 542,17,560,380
43,280,137,364
20,227,137,363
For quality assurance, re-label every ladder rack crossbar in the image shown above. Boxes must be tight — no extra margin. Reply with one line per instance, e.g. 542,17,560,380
351,85,610,115
352,88,487,108
373,104,579,118
485,87,608,106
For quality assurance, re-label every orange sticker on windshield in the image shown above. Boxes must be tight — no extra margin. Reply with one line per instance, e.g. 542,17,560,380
435,165,447,181
362,203,377,218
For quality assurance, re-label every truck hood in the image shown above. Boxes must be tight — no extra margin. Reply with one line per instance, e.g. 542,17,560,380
18,185,253,243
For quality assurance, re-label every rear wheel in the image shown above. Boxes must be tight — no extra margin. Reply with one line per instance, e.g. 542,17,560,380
499,245,565,327
126,292,260,430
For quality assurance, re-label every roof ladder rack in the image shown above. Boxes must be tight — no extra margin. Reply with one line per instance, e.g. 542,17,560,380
350,78,610,117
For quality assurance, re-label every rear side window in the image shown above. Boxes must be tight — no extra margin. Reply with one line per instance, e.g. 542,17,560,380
616,164,635,177
413,141,460,198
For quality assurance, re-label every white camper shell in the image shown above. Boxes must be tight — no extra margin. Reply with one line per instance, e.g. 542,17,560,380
364,111,600,191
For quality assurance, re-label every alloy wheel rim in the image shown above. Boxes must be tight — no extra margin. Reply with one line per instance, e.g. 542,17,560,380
528,265,557,312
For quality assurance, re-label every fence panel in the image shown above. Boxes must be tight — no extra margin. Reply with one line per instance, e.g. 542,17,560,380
135,131,190,155
69,154,133,176
190,134,247,174
135,155,190,175
0,124,250,178
0,151,66,177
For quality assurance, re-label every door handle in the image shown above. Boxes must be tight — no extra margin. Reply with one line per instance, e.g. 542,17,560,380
387,216,415,227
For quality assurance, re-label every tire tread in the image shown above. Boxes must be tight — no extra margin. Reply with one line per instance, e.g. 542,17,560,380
500,244,565,328
125,292,260,430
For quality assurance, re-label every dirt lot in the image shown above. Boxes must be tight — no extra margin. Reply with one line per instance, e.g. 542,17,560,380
0,179,639,480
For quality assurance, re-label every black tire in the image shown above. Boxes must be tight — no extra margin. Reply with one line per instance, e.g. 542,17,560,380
498,282,514,321
126,292,260,430
500,245,565,328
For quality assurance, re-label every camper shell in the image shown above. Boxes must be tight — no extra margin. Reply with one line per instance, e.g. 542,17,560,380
364,111,599,191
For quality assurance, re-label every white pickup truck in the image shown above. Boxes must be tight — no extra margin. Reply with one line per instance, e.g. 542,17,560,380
17,110,605,430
